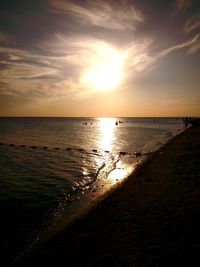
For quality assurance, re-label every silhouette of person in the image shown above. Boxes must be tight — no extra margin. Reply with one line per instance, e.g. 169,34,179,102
183,117,189,128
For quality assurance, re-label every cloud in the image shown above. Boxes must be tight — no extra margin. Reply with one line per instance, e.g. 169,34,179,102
1,28,199,104
50,0,144,31
187,35,200,54
124,34,200,77
173,0,192,15
155,34,199,58
0,34,99,101
0,0,199,113
185,12,200,32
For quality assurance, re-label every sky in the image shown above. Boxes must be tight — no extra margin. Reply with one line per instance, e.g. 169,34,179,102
0,0,200,117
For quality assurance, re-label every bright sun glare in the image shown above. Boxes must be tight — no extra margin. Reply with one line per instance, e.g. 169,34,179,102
81,42,124,91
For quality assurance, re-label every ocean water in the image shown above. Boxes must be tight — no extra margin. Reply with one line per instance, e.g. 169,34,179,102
0,117,183,262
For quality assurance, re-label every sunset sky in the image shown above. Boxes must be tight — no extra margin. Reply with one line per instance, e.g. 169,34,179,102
0,0,199,117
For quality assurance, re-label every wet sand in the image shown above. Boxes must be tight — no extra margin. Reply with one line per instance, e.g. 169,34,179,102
19,124,200,266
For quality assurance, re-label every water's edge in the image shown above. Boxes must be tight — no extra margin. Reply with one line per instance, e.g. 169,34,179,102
17,126,187,264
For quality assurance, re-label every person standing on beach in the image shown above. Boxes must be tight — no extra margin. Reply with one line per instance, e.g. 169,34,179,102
183,117,189,128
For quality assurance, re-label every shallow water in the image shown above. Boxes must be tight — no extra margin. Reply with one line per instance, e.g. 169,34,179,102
0,117,183,262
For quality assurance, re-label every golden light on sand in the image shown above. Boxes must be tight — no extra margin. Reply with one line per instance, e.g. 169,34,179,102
98,118,116,150
107,162,133,183
81,42,124,91
108,168,127,181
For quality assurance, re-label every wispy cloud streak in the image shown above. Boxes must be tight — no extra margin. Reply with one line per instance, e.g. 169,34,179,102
173,0,192,15
0,0,199,113
185,12,200,32
1,31,198,99
50,0,144,30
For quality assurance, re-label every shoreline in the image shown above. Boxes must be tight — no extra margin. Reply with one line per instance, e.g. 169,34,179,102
17,124,200,266
15,145,145,263
1,121,183,265
16,126,185,263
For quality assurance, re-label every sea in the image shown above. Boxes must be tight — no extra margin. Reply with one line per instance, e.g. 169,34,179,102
0,117,184,263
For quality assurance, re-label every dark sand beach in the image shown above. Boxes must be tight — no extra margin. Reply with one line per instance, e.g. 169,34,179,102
19,124,200,266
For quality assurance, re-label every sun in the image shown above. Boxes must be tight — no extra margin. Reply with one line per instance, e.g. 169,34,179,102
81,42,124,91
83,63,122,90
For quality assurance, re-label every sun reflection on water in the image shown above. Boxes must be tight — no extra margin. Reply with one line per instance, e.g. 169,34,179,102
92,118,135,190
98,118,116,151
